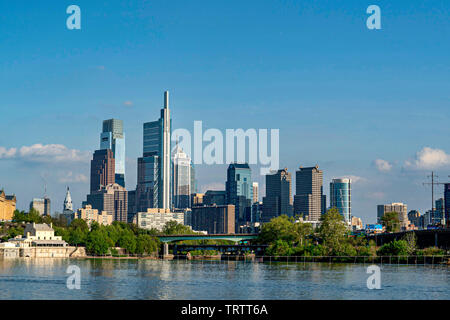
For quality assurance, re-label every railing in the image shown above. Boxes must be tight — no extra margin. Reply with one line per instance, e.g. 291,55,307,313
85,253,450,265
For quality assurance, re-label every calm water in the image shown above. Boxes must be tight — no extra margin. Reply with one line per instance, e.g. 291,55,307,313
0,258,448,300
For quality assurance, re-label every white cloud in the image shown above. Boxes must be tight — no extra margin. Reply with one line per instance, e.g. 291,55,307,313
404,147,450,170
0,144,90,164
341,175,367,184
374,159,392,172
0,147,17,159
58,172,88,183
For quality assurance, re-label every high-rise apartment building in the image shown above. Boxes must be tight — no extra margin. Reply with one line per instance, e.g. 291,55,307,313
293,165,325,221
262,168,293,223
445,183,450,227
136,91,171,211
252,182,259,204
172,144,191,209
226,163,253,228
100,119,126,187
86,183,128,222
330,178,352,224
191,204,235,234
90,149,115,194
30,197,51,216
377,202,410,230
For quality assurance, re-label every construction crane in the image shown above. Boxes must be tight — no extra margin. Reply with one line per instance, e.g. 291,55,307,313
423,172,450,226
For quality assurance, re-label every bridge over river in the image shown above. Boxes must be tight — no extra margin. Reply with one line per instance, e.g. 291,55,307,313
156,234,259,257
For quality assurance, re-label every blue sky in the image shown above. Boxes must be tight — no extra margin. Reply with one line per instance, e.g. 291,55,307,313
0,0,449,224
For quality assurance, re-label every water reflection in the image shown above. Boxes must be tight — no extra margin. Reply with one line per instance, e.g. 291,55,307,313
0,258,449,300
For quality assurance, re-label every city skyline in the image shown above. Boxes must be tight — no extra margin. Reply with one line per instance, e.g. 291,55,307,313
0,1,449,224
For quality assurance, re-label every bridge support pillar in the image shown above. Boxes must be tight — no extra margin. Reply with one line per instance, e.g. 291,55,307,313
163,243,169,256
435,232,438,247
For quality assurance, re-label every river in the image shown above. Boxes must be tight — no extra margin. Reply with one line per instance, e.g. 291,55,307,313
0,258,448,299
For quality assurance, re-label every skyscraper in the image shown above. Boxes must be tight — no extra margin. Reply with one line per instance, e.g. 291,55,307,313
226,163,253,228
294,165,325,221
262,168,293,223
30,197,51,216
330,178,352,224
137,91,171,210
86,183,128,222
252,182,259,204
90,149,115,194
100,119,126,187
435,198,445,225
172,143,191,209
445,183,450,227
377,202,410,230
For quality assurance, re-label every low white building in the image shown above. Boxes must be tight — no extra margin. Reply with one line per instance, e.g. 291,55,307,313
8,222,68,248
136,208,184,231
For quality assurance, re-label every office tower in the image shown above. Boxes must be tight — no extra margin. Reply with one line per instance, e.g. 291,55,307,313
251,201,263,223
329,178,352,224
172,143,191,209
204,190,226,206
127,190,137,223
252,182,259,204
435,198,445,225
408,210,421,229
190,163,197,194
294,165,325,221
90,149,115,194
86,183,128,222
137,91,171,210
0,190,16,221
100,119,126,187
226,163,253,228
377,203,410,230
262,168,293,223
191,204,235,234
30,197,51,216
191,193,204,207
445,184,450,227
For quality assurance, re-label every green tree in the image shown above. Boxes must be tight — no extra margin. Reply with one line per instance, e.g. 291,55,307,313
162,221,195,235
402,232,417,255
294,222,313,246
12,210,26,223
136,234,159,255
257,215,297,245
70,219,89,232
381,212,400,233
319,207,348,255
118,230,137,254
69,227,87,246
85,229,111,255
266,240,294,256
377,240,409,256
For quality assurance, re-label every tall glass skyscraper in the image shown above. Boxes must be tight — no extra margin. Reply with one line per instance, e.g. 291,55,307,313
100,119,125,187
172,143,191,209
330,178,352,224
226,163,253,229
137,91,171,210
